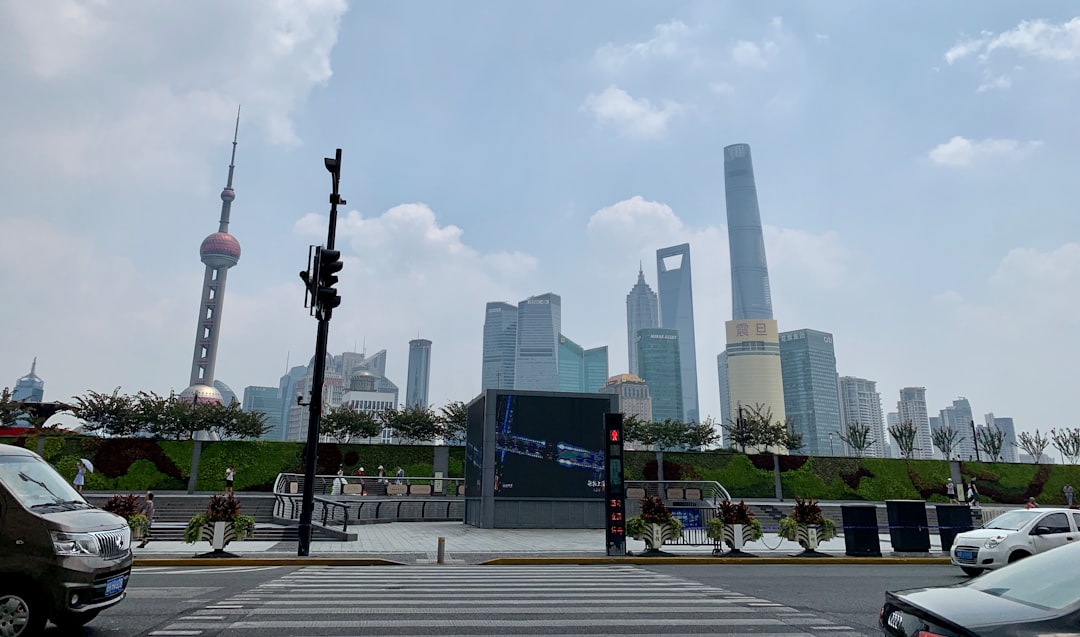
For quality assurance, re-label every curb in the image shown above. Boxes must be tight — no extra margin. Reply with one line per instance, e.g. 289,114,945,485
133,555,952,567
134,557,406,567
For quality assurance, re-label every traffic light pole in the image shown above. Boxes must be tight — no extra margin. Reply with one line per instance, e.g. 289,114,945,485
298,148,344,557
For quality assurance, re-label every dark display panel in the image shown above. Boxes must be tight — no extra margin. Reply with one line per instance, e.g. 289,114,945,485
464,396,486,496
493,393,607,499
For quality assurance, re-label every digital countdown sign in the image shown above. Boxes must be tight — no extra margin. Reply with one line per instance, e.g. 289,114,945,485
604,412,625,556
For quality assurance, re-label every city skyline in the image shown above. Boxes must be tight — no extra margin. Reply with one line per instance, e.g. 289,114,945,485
3,4,1079,439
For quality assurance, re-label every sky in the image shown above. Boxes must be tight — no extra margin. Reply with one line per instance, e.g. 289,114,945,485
2,1,1079,439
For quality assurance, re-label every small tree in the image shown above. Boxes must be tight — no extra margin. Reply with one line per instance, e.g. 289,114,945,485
72,388,144,437
888,420,919,459
321,403,382,443
975,425,1006,462
783,418,805,453
1050,427,1080,465
839,421,874,458
931,426,963,460
724,403,790,453
437,401,468,444
1016,429,1050,464
722,407,756,453
380,404,441,444
624,417,719,483
0,387,24,426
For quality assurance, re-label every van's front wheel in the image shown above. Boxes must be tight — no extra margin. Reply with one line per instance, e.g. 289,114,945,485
0,588,46,637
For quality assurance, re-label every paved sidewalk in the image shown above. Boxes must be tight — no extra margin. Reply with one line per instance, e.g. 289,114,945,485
132,520,952,564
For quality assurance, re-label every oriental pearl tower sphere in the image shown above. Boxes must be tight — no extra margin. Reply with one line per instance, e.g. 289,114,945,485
180,110,243,407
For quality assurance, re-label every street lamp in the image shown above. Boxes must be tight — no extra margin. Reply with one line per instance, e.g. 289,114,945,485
829,432,835,456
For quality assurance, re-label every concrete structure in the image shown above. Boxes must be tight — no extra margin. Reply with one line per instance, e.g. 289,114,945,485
636,328,683,422
514,293,561,391
180,111,242,407
985,413,1018,462
242,386,283,441
897,387,933,459
599,373,652,424
12,359,44,402
779,329,841,456
285,350,399,441
557,335,608,393
656,244,700,423
405,338,432,408
481,302,518,390
277,365,307,441
838,376,886,458
341,371,398,444
625,265,659,377
724,319,786,438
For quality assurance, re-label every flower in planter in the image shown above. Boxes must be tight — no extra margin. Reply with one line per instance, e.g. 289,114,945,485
184,493,256,545
626,496,683,550
102,494,151,538
705,500,764,550
776,497,837,547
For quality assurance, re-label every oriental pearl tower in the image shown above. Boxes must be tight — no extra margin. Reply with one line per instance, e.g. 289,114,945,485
179,110,242,406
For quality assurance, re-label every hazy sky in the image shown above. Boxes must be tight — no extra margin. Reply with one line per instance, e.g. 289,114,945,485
2,2,1078,437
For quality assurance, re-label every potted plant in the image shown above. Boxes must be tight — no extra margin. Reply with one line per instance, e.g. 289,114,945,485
777,497,837,556
184,493,255,555
705,499,764,556
626,495,683,554
101,494,151,541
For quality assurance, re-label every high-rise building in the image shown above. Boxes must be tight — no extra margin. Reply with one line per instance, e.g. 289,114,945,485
285,350,399,441
599,374,652,424
340,371,398,444
779,329,841,456
928,415,944,458
242,386,283,440
557,335,608,393
12,359,44,402
721,143,785,437
716,352,730,427
514,293,561,391
838,376,886,458
897,387,933,459
180,111,243,408
636,328,683,423
656,244,700,423
626,265,659,376
984,413,1018,462
886,412,901,458
406,338,432,408
944,397,977,460
277,365,307,441
481,302,518,390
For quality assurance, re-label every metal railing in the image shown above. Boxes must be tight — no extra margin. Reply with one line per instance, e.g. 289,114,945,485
316,496,350,533
624,480,731,507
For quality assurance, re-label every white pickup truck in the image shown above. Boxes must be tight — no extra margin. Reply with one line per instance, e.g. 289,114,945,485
950,507,1080,576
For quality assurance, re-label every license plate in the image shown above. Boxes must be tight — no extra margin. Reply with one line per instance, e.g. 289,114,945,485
105,575,125,596
956,550,975,560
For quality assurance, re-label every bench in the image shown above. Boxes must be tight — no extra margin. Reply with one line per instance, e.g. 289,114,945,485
626,487,647,500
342,483,364,495
409,485,432,496
458,485,466,496
288,482,299,494
666,488,685,500
386,484,408,496
684,488,702,500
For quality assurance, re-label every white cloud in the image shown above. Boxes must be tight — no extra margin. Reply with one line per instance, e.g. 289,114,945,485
593,20,694,72
580,86,682,139
976,74,1012,92
732,40,771,69
944,34,990,64
986,17,1080,61
927,136,1042,167
709,82,735,94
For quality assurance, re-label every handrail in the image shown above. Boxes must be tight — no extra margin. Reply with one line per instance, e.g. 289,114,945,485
273,472,465,498
314,496,350,533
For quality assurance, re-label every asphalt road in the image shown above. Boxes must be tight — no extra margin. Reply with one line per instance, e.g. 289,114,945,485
54,563,966,636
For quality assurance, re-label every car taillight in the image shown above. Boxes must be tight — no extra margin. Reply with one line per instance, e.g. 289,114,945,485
917,632,948,637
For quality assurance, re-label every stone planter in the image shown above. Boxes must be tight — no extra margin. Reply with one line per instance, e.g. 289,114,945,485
199,520,239,551
723,523,757,553
633,522,681,551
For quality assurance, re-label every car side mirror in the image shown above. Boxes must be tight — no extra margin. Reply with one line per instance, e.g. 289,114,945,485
1032,526,1051,536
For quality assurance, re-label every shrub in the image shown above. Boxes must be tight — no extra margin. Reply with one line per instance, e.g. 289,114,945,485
183,493,255,544
777,497,837,543
101,494,140,519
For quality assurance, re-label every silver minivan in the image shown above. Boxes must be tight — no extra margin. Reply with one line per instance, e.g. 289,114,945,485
0,445,132,635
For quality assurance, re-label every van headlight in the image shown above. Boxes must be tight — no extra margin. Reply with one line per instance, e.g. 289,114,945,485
51,531,100,556
984,535,1008,549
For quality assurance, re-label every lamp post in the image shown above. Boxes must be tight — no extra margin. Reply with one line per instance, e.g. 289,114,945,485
829,432,835,456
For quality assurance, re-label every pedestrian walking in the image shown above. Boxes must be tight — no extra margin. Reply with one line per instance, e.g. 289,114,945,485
137,492,155,548
1024,497,1039,509
966,479,980,507
395,466,405,485
377,465,387,484
945,478,957,503
73,462,86,493
1064,484,1074,507
225,466,235,494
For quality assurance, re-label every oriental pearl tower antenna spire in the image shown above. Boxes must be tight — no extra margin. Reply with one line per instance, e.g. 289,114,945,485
180,107,243,406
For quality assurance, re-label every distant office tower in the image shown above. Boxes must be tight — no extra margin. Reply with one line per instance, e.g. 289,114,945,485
897,387,933,459
716,352,730,426
285,350,399,441
341,371,398,444
406,339,432,408
180,111,243,407
838,376,886,458
242,386,283,440
599,374,653,423
214,380,238,407
12,359,44,402
636,328,683,422
626,265,659,376
938,397,976,460
481,302,518,390
514,293,561,391
721,144,785,437
928,415,944,457
779,329,841,455
886,412,901,458
984,413,1018,462
656,244,699,422
558,335,608,393
277,365,307,441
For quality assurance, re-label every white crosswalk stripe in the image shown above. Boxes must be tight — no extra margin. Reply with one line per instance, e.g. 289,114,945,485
153,566,863,636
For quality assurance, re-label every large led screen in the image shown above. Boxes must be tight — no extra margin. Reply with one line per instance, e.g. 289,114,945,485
464,396,486,497
493,393,609,499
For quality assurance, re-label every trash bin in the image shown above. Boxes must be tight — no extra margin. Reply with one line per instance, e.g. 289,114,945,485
841,505,881,557
936,504,974,553
886,500,930,552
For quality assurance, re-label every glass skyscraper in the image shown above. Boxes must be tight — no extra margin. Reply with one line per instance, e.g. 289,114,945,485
12,359,44,402
406,338,432,408
242,386,283,441
558,335,609,393
514,293,561,391
481,302,517,390
636,328,683,423
838,376,886,458
725,143,774,321
898,387,933,460
779,329,842,456
626,265,659,377
656,244,699,423
984,413,1018,462
939,397,976,460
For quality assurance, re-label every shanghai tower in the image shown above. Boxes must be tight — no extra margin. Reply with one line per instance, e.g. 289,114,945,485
720,143,785,445
180,111,242,405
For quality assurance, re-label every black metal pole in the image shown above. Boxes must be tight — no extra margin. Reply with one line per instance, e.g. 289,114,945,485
971,420,981,462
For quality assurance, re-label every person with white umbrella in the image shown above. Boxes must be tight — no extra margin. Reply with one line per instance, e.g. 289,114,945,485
74,458,93,493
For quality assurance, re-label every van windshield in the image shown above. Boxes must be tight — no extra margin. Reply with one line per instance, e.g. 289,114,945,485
0,455,86,508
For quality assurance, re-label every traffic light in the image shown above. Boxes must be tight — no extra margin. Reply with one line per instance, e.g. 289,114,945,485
315,247,343,312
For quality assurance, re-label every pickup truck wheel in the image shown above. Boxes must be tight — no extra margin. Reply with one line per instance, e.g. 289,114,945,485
0,588,46,637
1008,550,1030,563
961,566,984,576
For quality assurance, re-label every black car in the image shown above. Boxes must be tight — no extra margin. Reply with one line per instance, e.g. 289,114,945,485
881,539,1080,636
